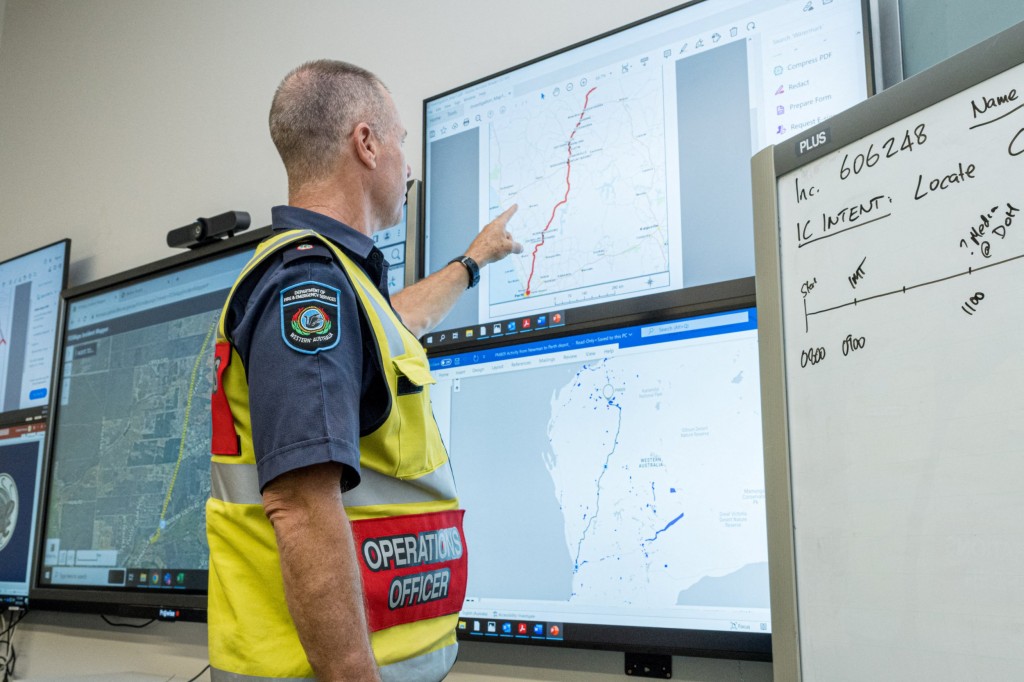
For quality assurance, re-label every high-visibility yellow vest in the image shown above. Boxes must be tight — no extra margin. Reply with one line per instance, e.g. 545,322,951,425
206,229,465,682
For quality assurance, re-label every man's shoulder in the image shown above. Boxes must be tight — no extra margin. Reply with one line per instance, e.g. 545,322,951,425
242,236,349,299
225,238,360,341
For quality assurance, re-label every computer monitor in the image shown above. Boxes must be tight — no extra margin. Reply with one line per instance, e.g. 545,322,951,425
30,230,268,621
423,0,874,350
0,240,70,428
429,303,770,659
0,239,69,610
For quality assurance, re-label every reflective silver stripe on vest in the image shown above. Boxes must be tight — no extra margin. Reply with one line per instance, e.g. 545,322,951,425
211,669,311,682
354,275,407,359
209,642,457,682
210,461,262,505
341,463,458,508
380,641,458,682
211,461,457,507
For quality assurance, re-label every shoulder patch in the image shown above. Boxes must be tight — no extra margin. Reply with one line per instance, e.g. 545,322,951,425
280,281,342,354
282,242,334,266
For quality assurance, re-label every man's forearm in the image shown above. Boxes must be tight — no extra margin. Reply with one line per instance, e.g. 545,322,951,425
390,261,475,338
264,464,380,682
392,205,521,337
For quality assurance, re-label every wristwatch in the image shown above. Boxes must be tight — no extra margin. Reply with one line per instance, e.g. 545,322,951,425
448,255,480,289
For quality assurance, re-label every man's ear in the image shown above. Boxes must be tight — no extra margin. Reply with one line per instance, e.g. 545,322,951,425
352,122,377,170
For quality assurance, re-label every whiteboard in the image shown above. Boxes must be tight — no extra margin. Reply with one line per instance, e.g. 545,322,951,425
753,21,1024,681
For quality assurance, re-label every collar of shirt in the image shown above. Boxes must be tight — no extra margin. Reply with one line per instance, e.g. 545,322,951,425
270,205,390,297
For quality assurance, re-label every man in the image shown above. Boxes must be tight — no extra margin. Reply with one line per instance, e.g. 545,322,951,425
206,60,521,681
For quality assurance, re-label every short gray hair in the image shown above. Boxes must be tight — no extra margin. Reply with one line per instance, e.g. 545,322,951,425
269,59,395,188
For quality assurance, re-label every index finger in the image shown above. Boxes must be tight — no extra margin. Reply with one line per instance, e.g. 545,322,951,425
493,204,518,224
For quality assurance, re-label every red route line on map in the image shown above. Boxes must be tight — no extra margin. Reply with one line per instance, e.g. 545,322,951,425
524,86,598,297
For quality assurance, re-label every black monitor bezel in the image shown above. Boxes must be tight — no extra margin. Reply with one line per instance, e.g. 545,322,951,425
28,229,271,622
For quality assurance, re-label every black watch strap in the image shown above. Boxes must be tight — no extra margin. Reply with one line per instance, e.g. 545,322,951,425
448,255,480,289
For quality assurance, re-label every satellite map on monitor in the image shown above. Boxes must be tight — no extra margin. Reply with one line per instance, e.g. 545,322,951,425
39,250,252,591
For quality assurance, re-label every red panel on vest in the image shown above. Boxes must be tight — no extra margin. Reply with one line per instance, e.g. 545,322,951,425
350,510,468,632
211,341,240,456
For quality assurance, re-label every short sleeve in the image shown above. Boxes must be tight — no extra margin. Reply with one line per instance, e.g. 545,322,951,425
229,244,365,492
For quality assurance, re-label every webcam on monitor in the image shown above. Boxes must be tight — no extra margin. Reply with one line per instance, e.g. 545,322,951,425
166,210,251,249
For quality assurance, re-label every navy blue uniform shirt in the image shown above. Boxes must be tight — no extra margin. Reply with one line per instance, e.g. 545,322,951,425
225,206,393,492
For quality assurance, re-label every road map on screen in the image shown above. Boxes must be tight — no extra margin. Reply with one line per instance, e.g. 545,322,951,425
486,74,672,316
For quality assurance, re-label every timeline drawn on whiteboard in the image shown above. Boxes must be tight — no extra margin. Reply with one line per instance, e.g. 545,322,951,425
793,193,1021,334
800,247,1024,319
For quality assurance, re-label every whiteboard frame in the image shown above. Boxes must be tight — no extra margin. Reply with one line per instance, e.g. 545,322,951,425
751,18,1024,682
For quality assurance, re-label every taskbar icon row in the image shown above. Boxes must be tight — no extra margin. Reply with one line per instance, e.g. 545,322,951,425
38,566,207,591
458,617,564,641
124,567,206,590
0,595,28,608
423,311,566,348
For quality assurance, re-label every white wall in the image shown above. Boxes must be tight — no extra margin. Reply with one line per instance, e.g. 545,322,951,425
0,1,773,680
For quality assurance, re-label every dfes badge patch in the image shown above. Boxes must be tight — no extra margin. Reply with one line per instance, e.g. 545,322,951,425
280,281,341,354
